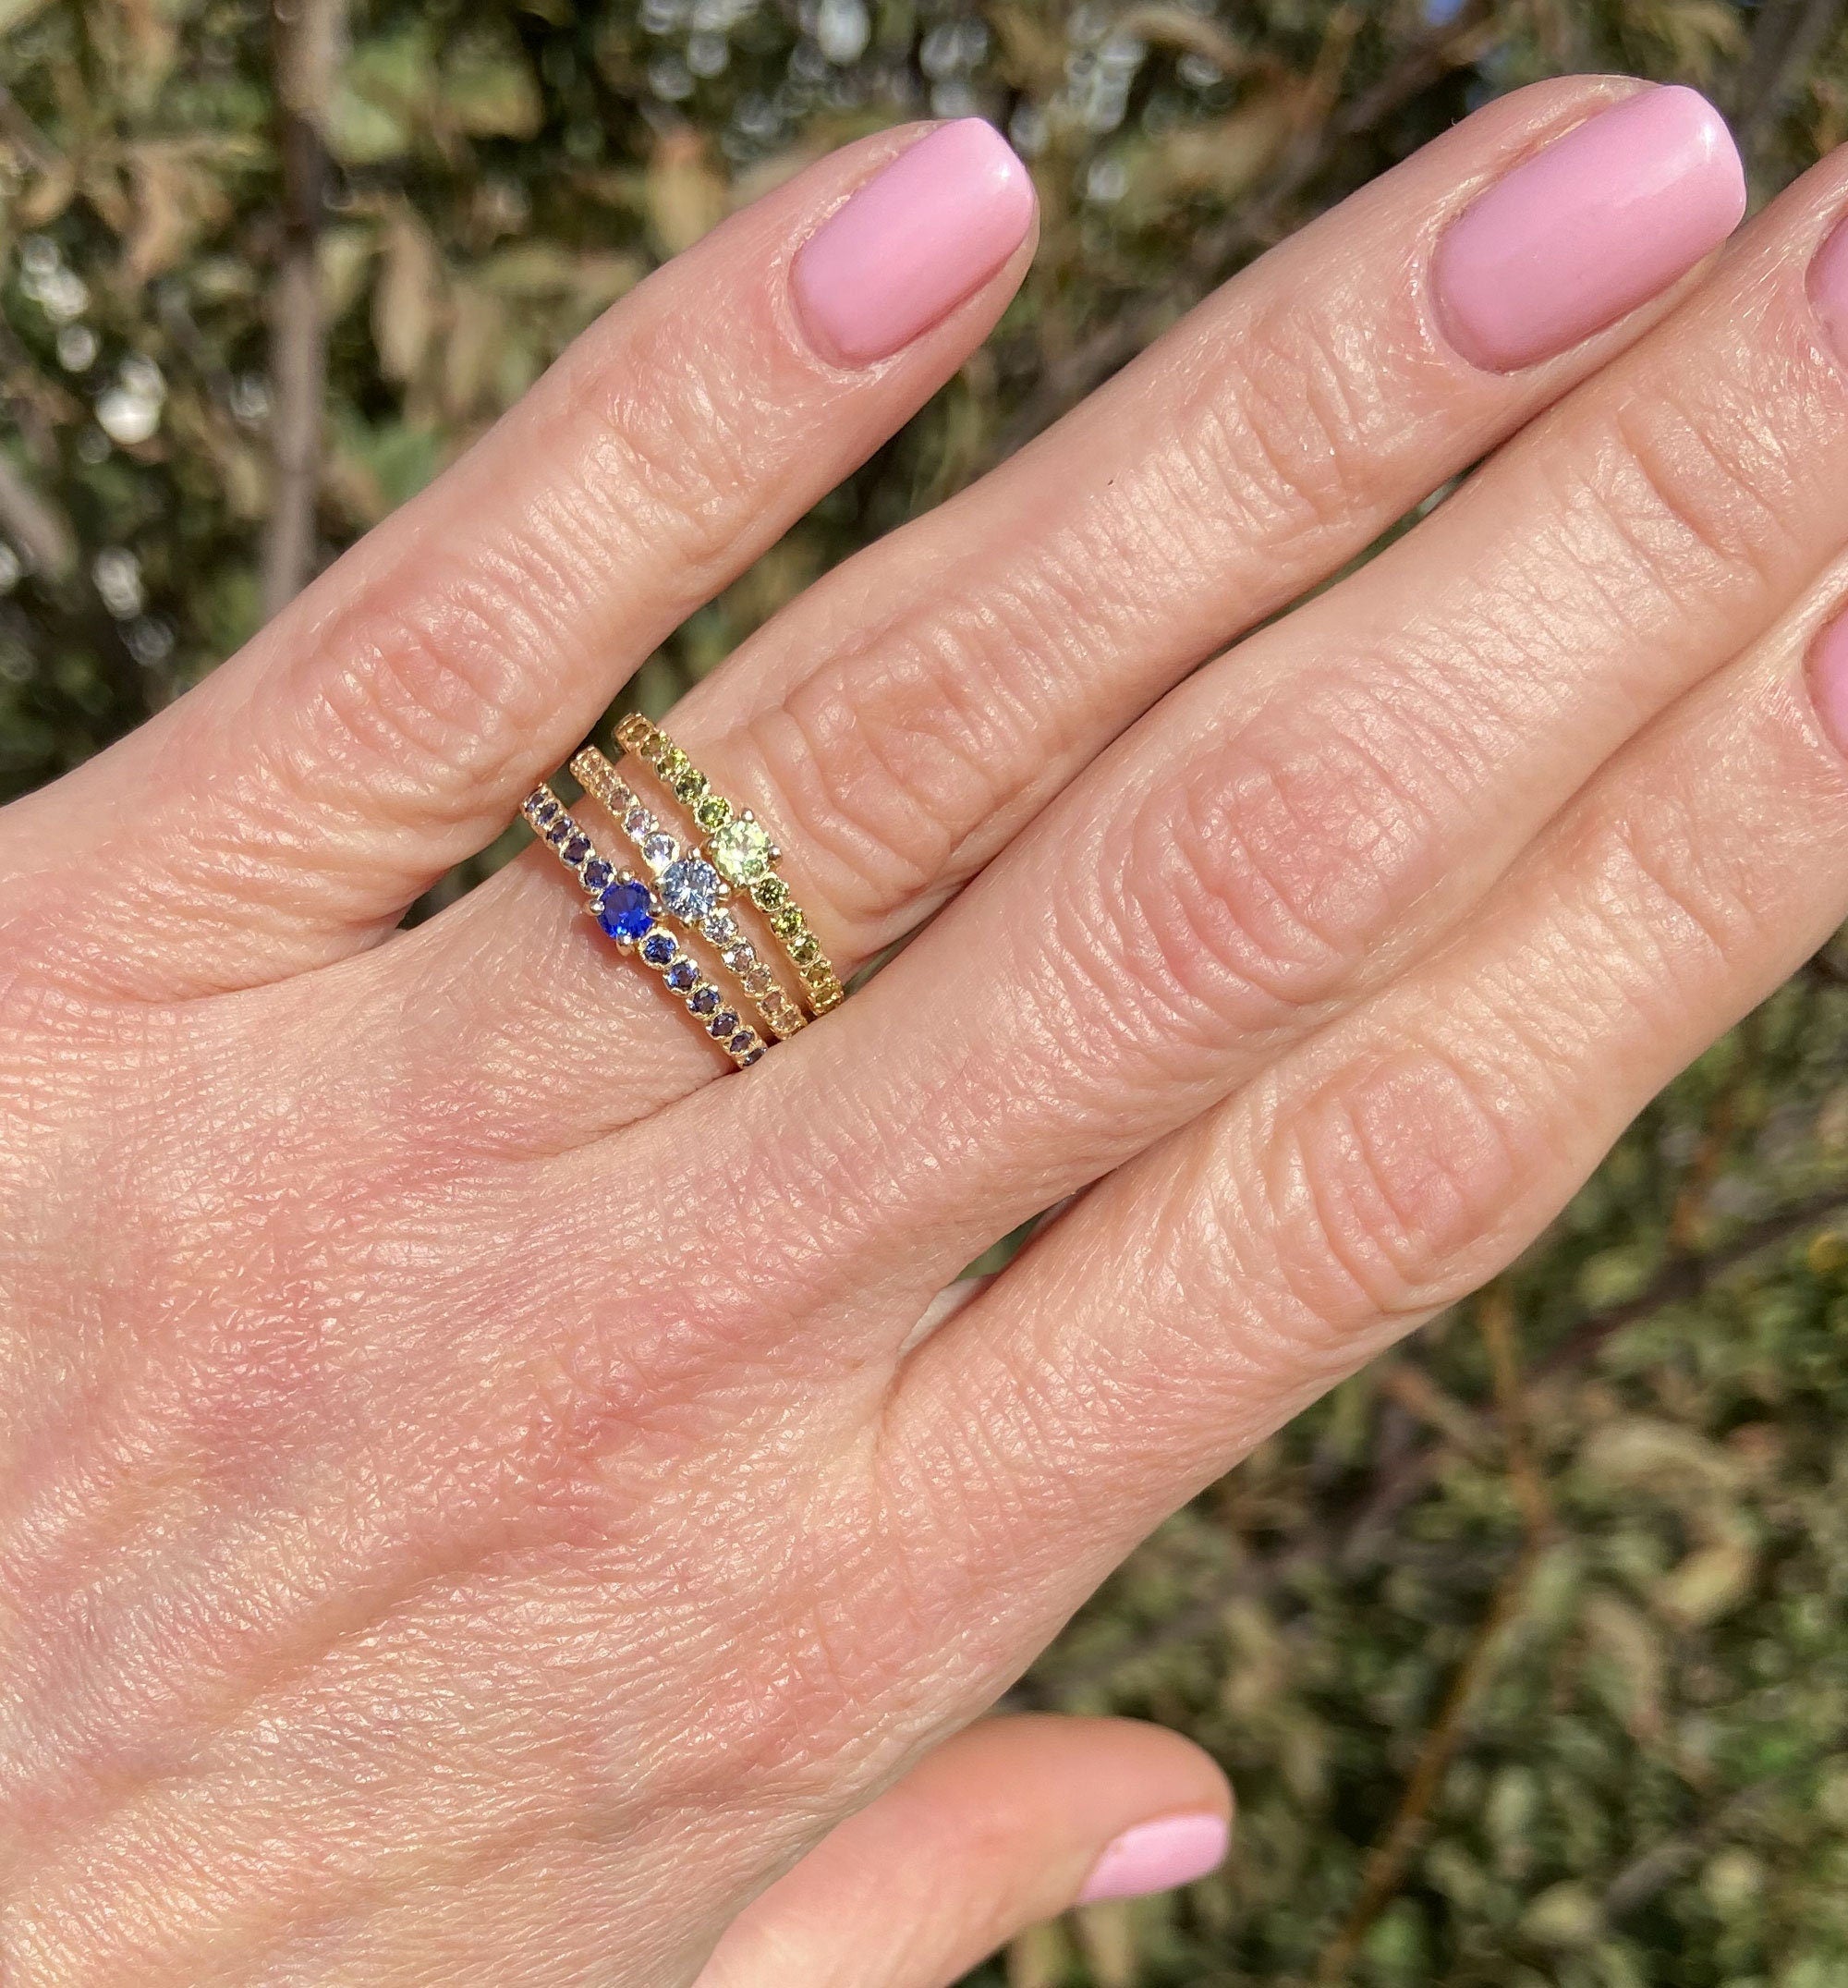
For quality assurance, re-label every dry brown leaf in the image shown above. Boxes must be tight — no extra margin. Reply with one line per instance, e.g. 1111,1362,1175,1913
1656,1538,1757,1628
440,281,505,421
373,205,446,386
1075,1899,1138,1988
123,143,228,283
646,127,726,258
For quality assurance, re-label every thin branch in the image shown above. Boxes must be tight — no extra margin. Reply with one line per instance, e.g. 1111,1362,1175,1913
261,0,346,620
1311,1542,1540,1985
1529,1184,1848,1382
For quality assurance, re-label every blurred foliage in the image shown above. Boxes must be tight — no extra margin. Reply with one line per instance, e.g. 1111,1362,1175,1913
7,0,1848,1982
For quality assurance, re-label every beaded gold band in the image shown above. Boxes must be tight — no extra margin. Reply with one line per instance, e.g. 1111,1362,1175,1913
610,713,845,1015
569,746,807,1042
522,785,767,1068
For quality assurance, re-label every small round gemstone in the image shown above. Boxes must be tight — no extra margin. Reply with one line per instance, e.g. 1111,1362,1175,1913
722,941,753,973
728,1030,756,1056
753,876,789,911
664,958,698,993
694,792,731,833
597,880,653,943
711,816,773,886
582,857,614,893
546,817,575,847
790,933,821,967
529,796,560,826
624,806,654,838
641,932,677,967
708,1010,738,1039
702,910,737,944
741,1045,766,1067
740,965,773,995
772,905,804,940
673,768,707,807
689,984,720,1016
659,747,690,784
562,833,590,865
641,832,676,871
662,857,722,922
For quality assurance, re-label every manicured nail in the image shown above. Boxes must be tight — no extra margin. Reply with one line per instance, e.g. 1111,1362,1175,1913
1076,1811,1229,1905
792,120,1036,366
1806,210,1848,367
1808,601,1848,756
1433,85,1745,372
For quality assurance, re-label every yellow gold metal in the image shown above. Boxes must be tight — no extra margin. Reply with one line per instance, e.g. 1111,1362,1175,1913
570,746,807,1042
610,713,845,1015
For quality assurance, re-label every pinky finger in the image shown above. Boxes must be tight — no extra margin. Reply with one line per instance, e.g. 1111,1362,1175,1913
694,1715,1231,1988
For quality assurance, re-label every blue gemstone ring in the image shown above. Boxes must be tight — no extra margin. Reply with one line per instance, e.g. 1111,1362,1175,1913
520,785,768,1069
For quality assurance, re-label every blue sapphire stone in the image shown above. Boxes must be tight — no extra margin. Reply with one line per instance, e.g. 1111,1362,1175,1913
688,985,720,1016
708,1010,738,1040
582,857,614,893
728,1030,755,1056
664,959,698,993
562,833,590,865
529,796,560,827
546,816,574,847
641,932,676,968
597,880,653,943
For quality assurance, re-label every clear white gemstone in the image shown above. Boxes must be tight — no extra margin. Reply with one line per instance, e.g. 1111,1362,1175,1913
642,831,676,870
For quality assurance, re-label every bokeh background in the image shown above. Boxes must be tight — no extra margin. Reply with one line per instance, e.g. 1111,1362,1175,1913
7,1,1848,1982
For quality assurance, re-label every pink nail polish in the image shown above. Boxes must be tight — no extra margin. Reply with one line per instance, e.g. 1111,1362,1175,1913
1806,210,1848,366
1076,1811,1229,1905
1808,602,1848,757
792,120,1036,366
1433,85,1745,372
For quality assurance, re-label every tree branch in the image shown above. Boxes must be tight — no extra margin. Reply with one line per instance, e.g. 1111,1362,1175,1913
261,0,346,620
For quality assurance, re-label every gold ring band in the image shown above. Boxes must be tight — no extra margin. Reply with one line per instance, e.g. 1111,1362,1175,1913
522,785,768,1068
610,713,845,1015
570,746,807,1042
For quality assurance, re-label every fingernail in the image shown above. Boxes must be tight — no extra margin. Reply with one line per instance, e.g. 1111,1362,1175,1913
1806,210,1848,366
793,120,1036,366
1076,1811,1229,1905
1433,85,1745,372
1808,601,1848,756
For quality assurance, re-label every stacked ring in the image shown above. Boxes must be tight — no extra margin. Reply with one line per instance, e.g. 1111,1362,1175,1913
522,785,767,1068
609,713,845,1016
569,746,807,1042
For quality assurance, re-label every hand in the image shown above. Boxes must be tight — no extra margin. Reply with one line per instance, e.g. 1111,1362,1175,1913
3,79,1842,1985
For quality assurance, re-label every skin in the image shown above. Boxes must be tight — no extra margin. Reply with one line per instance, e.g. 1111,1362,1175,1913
6,70,1848,1984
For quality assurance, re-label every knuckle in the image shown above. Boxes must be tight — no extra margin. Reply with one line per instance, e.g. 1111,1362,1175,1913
565,299,780,592
1575,381,1799,616
1091,691,1449,1052
1259,1042,1535,1341
737,624,1022,933
1196,288,1398,550
300,552,573,811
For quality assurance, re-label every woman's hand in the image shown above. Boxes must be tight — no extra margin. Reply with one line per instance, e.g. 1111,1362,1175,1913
2,76,1840,1985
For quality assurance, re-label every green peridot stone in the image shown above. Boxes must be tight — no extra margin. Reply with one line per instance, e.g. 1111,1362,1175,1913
711,815,772,885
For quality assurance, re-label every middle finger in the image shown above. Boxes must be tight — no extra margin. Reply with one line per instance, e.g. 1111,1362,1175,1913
392,76,1745,1137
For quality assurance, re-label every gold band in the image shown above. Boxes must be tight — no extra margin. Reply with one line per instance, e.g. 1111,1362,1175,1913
570,746,807,1042
521,785,767,1068
610,713,845,1016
